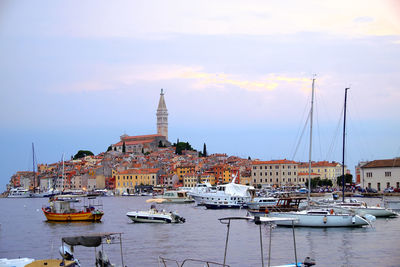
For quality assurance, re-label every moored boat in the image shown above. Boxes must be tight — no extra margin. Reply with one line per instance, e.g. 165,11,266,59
7,187,32,198
126,206,185,223
42,195,104,222
151,190,194,203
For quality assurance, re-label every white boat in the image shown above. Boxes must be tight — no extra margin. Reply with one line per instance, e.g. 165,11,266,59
126,206,185,223
384,198,400,211
330,200,397,218
269,208,369,227
7,187,32,198
0,258,35,267
191,175,253,208
246,197,278,210
152,190,194,203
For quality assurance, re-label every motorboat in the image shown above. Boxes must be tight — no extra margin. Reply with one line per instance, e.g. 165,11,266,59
247,197,305,216
245,197,278,210
186,182,216,203
126,206,185,223
42,195,104,222
0,258,35,267
7,187,31,198
191,175,254,208
268,208,371,227
151,190,194,203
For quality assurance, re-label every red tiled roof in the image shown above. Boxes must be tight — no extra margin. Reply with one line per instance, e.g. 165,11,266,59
117,168,159,175
252,159,298,165
362,159,400,168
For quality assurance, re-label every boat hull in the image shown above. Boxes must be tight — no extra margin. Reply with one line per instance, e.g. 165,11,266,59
42,208,103,222
354,207,397,217
126,211,183,223
204,203,246,209
269,212,369,227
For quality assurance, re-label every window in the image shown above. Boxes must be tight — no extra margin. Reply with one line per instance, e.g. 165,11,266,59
387,182,390,188
276,172,278,175
283,172,285,175
260,172,262,176
366,172,372,178
254,173,256,176
270,172,272,176
260,166,263,169
385,172,391,177
377,183,381,191
260,179,263,183
275,166,279,169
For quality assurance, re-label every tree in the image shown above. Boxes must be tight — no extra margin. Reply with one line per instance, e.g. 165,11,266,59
73,150,94,160
336,174,353,187
202,143,208,157
175,141,194,155
107,145,112,152
122,142,126,153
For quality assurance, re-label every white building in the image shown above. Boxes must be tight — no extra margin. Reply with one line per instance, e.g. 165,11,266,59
360,158,400,191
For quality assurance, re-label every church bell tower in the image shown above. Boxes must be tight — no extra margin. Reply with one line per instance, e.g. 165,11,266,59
156,89,168,140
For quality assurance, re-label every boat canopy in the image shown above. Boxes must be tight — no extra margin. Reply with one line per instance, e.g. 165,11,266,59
224,183,252,197
62,232,121,247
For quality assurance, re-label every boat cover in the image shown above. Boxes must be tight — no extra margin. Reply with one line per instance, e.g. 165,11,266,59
62,235,102,247
224,183,252,197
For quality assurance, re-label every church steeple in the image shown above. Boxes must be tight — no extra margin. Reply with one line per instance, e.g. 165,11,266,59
157,89,168,140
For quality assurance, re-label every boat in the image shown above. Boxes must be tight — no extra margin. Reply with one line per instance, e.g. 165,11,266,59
126,205,185,223
384,198,400,211
186,182,216,203
150,190,194,203
7,187,32,198
267,80,371,227
14,233,125,267
247,197,306,216
245,197,278,210
191,175,254,208
42,195,104,222
270,208,369,227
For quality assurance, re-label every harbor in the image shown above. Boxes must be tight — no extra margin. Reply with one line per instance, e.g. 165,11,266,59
0,195,399,266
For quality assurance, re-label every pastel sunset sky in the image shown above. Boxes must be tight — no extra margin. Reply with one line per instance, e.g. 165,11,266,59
1,0,399,191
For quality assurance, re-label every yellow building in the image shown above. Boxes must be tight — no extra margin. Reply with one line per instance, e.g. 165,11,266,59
176,165,196,181
182,173,199,187
115,168,158,194
200,173,216,185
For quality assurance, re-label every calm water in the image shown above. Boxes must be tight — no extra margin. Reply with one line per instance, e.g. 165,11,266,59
0,197,399,267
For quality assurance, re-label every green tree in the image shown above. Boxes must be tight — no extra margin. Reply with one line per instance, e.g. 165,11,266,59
73,150,94,160
336,174,353,187
107,145,112,152
122,142,126,153
175,141,194,155
203,143,208,157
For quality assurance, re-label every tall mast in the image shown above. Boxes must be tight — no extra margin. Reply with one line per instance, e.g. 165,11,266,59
62,153,65,191
342,88,349,202
32,143,36,191
308,76,316,204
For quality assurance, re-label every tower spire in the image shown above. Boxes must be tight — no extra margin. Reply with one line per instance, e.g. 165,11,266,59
157,89,168,140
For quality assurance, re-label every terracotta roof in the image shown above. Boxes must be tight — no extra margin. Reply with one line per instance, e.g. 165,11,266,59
114,139,154,146
362,159,400,168
117,168,159,175
252,159,298,165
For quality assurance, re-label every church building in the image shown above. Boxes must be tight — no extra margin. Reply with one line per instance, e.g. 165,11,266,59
111,89,171,154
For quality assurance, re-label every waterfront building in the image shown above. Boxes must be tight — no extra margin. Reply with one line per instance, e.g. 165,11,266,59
251,159,299,187
176,164,196,182
182,173,199,187
114,168,159,194
359,158,400,191
298,161,346,186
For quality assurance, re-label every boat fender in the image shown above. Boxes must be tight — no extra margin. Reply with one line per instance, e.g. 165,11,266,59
265,208,269,214
330,209,334,215
351,216,356,224
323,216,327,224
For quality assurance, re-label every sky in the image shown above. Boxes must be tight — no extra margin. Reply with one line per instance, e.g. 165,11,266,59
1,0,400,191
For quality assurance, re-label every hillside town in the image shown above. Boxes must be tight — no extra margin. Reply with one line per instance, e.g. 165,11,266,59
4,89,400,196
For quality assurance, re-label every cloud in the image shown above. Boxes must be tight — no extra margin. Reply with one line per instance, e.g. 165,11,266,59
56,64,312,95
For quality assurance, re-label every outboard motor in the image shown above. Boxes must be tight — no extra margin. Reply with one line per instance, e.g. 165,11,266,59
59,245,74,260
303,256,316,266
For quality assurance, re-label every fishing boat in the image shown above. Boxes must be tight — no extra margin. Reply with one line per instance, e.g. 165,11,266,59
126,205,185,223
42,195,104,222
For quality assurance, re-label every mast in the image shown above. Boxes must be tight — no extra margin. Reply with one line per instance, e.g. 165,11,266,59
32,143,36,191
61,153,65,191
307,76,316,204
342,88,349,202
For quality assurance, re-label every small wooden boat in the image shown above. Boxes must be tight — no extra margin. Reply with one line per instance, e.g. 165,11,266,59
42,195,104,222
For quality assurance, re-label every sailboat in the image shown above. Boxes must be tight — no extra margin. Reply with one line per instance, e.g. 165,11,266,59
270,78,370,227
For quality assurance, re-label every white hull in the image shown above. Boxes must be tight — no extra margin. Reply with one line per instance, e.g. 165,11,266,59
269,210,369,227
126,210,185,223
352,207,397,217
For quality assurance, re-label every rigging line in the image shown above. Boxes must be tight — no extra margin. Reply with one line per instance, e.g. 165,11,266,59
325,104,344,160
291,111,311,160
314,86,323,161
290,90,312,160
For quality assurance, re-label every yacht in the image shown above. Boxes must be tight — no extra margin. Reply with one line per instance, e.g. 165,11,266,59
7,187,31,198
245,197,278,210
152,190,194,203
192,176,254,209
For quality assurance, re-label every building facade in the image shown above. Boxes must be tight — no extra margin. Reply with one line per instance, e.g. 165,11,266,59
251,159,299,187
114,168,159,194
298,161,346,185
360,158,400,191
